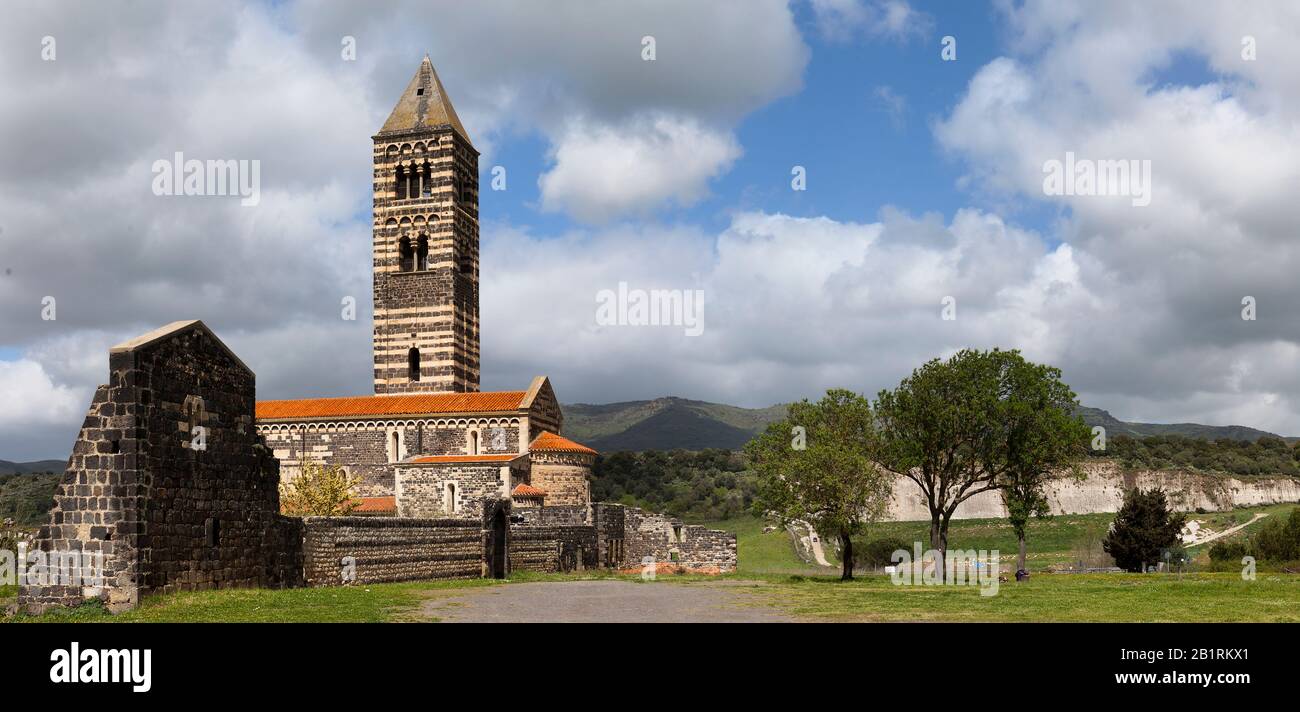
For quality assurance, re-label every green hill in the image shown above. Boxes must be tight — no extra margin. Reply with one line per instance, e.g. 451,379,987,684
0,459,64,476
563,397,787,452
562,399,1287,453
1074,407,1282,442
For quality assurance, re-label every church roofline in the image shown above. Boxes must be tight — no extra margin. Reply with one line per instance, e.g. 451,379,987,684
255,390,529,421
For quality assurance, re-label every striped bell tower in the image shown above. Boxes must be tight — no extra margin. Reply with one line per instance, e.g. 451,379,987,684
372,57,480,394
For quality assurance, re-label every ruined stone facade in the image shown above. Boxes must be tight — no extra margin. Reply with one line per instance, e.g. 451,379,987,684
19,321,302,614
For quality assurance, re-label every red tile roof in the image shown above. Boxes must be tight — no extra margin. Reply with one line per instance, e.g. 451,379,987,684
511,483,547,498
256,391,527,420
408,454,523,464
529,431,597,455
351,496,396,513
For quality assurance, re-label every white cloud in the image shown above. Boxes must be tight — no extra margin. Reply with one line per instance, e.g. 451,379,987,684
932,0,1300,429
0,360,85,429
808,0,931,43
539,114,741,223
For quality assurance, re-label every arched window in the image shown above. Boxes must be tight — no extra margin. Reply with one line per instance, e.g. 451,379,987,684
469,430,479,455
394,165,407,200
408,347,420,381
416,235,428,271
444,482,457,515
420,162,433,198
389,431,400,462
398,237,413,272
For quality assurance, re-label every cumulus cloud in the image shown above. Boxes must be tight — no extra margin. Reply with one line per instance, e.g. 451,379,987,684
934,0,1300,428
478,208,1094,409
539,114,741,223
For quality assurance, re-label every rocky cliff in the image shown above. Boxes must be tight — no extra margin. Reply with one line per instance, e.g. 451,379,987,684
886,459,1300,521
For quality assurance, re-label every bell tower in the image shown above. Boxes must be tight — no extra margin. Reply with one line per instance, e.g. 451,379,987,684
372,57,480,394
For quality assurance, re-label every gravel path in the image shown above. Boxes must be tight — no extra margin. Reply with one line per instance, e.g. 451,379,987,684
420,579,794,623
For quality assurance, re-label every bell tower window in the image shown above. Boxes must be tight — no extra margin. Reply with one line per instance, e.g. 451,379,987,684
399,237,413,272
408,347,420,381
416,235,429,271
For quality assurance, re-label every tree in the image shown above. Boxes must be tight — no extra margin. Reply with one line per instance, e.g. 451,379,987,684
998,358,1091,574
745,389,893,580
875,348,1086,581
280,460,362,516
1103,487,1186,572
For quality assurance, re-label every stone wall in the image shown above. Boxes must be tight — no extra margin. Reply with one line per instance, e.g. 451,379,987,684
508,525,598,573
886,459,1300,521
259,419,522,496
397,461,517,518
302,516,482,585
593,503,736,574
19,321,301,614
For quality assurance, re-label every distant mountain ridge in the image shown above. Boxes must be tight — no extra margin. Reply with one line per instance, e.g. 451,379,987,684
0,459,64,476
562,399,1289,453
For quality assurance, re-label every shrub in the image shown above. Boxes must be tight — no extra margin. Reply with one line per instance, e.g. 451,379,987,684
1103,487,1186,572
1208,538,1248,562
853,537,910,569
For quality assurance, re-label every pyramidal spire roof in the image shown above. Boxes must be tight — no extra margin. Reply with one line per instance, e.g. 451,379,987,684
379,55,471,144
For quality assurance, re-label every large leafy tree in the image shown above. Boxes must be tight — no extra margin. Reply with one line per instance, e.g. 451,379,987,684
998,359,1091,574
745,389,893,580
1103,487,1187,572
875,348,1086,580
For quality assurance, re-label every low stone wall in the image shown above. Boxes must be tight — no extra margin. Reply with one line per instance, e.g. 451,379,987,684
509,525,598,573
886,459,1300,521
302,516,482,586
593,503,736,574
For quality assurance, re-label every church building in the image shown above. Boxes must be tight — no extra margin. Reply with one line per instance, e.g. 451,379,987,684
255,57,596,523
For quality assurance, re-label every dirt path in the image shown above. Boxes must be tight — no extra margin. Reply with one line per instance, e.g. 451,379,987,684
1186,513,1267,547
419,579,794,623
790,520,835,568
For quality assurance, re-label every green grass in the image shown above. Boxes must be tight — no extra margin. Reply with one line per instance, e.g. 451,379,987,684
700,516,838,575
4,578,502,623
734,571,1300,622
707,503,1300,574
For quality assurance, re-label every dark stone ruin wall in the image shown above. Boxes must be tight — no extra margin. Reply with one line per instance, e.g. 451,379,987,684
508,525,598,573
302,516,482,586
19,384,136,612
19,324,300,614
594,503,736,574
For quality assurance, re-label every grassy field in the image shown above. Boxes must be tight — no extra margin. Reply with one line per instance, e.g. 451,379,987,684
728,572,1300,622
703,502,1299,574
2,579,503,623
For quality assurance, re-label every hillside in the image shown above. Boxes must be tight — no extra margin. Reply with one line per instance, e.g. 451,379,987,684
563,398,787,452
1075,407,1282,442
0,459,64,476
563,399,1287,453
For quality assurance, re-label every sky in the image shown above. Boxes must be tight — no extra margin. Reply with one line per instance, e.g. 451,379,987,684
3,0,1300,460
